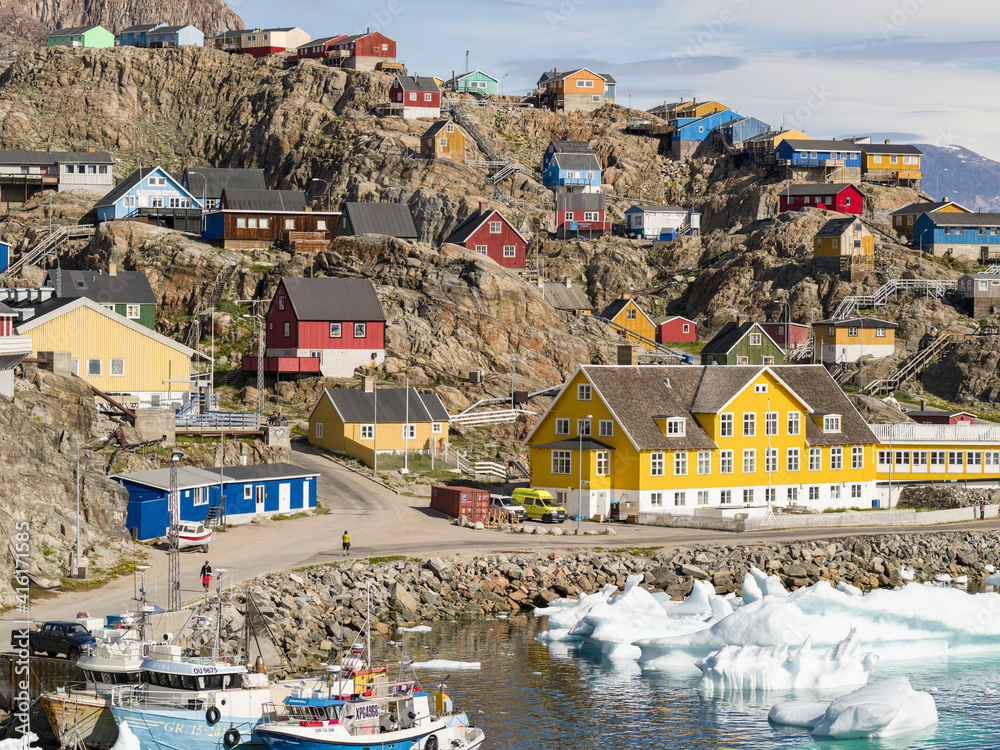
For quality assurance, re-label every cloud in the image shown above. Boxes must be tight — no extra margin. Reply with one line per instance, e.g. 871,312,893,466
799,38,1000,66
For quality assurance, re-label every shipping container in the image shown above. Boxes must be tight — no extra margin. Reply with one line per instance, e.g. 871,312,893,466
430,485,490,523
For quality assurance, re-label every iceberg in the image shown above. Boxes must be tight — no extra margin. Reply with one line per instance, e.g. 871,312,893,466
110,723,142,750
695,628,878,693
769,676,938,738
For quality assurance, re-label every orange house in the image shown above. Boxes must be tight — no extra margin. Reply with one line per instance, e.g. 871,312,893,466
537,68,615,113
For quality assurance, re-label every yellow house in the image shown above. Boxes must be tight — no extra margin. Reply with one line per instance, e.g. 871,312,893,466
674,100,731,119
814,217,874,258
522,364,879,518
420,120,468,163
813,317,896,364
859,142,922,187
14,296,204,410
596,297,657,351
890,198,971,239
745,129,811,160
308,384,449,467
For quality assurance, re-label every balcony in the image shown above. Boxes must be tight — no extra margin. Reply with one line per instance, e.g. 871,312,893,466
242,355,320,374
870,422,1000,444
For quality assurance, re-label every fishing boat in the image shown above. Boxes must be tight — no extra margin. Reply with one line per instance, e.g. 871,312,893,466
171,520,213,552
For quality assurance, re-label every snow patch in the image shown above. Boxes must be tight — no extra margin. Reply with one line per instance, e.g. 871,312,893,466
399,625,432,633
0,733,41,750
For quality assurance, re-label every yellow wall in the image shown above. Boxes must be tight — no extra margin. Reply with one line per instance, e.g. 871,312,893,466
677,101,730,118
611,300,656,350
814,230,875,258
26,304,193,395
815,325,895,348
864,153,921,171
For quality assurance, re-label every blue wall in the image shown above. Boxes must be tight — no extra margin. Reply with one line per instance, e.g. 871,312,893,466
721,116,771,143
913,214,1000,247
674,110,741,143
202,212,225,240
97,167,202,222
149,27,205,47
774,140,862,168
222,476,317,516
0,242,8,272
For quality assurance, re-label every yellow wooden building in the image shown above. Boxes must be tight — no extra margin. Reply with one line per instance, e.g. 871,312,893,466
420,120,468,163
308,383,450,467
674,100,731,119
522,364,880,518
890,198,971,239
859,142,922,187
745,129,811,160
813,216,875,280
14,296,203,410
596,297,657,351
812,317,896,364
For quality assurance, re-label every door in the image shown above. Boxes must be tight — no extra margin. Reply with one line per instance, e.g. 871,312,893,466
255,485,265,512
303,480,309,509
279,483,291,513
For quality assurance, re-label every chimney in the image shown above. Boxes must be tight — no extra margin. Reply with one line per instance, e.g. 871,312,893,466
38,286,54,302
362,375,374,392
617,344,638,366
15,288,28,303
108,262,117,276
621,292,631,300
943,197,950,203
884,139,890,145
736,314,746,326
478,201,489,215
920,399,926,411
564,277,572,288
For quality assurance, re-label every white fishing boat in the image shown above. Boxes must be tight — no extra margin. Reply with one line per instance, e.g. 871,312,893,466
171,520,212,552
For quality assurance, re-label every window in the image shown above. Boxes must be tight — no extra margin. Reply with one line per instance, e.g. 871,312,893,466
150,197,163,209
555,418,569,435
552,450,572,474
329,323,342,338
439,138,448,147
697,451,710,475
489,221,502,234
847,326,859,337
683,324,690,333
314,422,324,439
99,165,108,174
808,486,820,501
720,450,734,474
283,321,290,338
876,327,886,337
852,446,864,470
126,304,141,319
755,384,768,393
913,451,928,467
236,217,247,228
626,309,637,320
247,218,258,229
674,492,686,507
851,484,862,499
650,492,663,507
148,176,166,186
503,245,516,258
720,490,732,504
831,485,841,500
765,411,778,436
584,212,600,221
565,212,574,221
743,489,754,504
985,451,1000,469
666,418,685,436
787,411,801,435
809,447,821,471
824,416,841,433
110,358,124,377
738,355,749,364
70,359,79,376
446,123,454,132
765,449,777,473
832,239,839,250
592,95,601,102
650,452,665,477
193,487,207,507
787,448,800,472
749,332,761,345
360,424,374,440
830,447,843,470
409,92,417,101
828,326,835,336
87,359,101,376
244,485,253,500
599,420,613,437
787,487,798,503
278,295,285,311
697,490,709,506
743,449,756,473
424,93,432,102
578,384,591,401
259,218,269,229
763,357,774,365
354,323,366,338
577,418,591,436
949,451,963,467
720,413,734,437
743,412,756,437
402,424,416,440
475,245,487,254
674,452,688,476
123,196,136,209
596,451,610,476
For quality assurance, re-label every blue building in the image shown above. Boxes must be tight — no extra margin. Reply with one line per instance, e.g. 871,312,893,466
0,241,9,273
718,116,771,146
669,110,741,159
541,140,602,193
116,462,320,541
774,139,862,183
94,166,202,222
118,23,164,47
912,212,1000,262
148,24,204,48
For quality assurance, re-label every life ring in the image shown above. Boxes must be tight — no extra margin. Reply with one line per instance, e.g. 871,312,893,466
206,706,221,724
425,734,439,750
224,728,241,747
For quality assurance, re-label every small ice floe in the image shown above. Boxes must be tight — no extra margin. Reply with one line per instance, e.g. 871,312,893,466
410,660,481,670
399,625,432,633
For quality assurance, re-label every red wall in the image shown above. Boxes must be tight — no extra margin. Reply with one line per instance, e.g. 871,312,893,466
556,209,609,230
242,46,285,59
462,212,526,269
656,318,696,343
297,320,384,349
354,31,396,58
266,281,299,349
780,188,862,215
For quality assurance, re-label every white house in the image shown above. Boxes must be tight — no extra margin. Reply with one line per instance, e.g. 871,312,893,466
624,205,701,241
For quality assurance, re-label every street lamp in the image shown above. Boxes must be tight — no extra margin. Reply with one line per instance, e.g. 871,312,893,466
781,109,794,130
502,73,509,96
75,437,106,577
578,414,592,533
310,178,331,211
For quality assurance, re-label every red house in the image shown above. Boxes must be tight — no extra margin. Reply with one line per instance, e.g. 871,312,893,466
389,76,441,119
291,34,348,61
907,410,976,426
555,192,610,238
760,321,810,350
779,183,862,215
242,277,385,378
328,31,397,71
443,203,528,269
654,315,696,344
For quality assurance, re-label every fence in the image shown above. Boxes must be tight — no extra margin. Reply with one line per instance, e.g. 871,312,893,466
449,408,530,426
869,422,1000,444
473,461,507,479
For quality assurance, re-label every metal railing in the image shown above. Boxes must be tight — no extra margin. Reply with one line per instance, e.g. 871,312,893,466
449,408,531,426
870,422,1000,444
441,444,470,474
831,278,957,320
176,411,262,429
2,225,96,279
862,332,954,396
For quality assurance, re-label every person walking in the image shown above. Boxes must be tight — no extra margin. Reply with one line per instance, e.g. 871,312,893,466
980,500,986,521
342,531,351,557
200,560,212,591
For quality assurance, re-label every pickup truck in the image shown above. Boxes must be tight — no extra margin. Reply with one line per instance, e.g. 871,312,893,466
10,621,96,660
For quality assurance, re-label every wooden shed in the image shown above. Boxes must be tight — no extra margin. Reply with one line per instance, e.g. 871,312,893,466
420,120,468,163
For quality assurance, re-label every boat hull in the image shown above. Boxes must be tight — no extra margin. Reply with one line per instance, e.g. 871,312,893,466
41,692,119,750
110,705,265,750
256,719,445,750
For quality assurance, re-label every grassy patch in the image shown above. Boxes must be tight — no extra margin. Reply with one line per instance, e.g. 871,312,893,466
270,512,310,521
366,555,409,565
610,546,664,558
60,548,150,592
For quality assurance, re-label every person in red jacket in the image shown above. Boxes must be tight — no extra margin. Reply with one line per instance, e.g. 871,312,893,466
200,561,212,591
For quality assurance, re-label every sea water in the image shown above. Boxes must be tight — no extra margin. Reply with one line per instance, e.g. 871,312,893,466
377,617,1000,749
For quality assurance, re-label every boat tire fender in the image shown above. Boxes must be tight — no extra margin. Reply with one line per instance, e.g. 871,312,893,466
206,706,221,724
426,735,439,750
224,728,240,746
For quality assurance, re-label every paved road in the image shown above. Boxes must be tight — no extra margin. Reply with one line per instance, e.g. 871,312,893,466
4,442,1000,645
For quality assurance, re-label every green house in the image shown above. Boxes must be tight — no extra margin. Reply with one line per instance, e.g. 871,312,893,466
47,25,115,49
45,269,157,330
700,321,786,366
444,70,499,96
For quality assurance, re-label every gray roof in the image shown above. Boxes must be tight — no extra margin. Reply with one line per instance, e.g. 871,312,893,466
782,139,861,152
184,168,267,198
597,298,649,321
548,140,594,154
219,462,318,481
959,271,1000,280
858,143,922,156
813,317,898,328
0,302,15,316
552,152,601,172
0,150,112,167
49,25,104,36
113,466,223,491
578,364,877,451
149,25,198,34
905,410,974,418
701,321,781,355
921,213,1000,227
626,204,688,214
555,192,606,212
322,387,449,424
96,167,160,209
443,207,526,245
890,200,966,216
395,76,439,93
445,70,498,84
814,217,864,238
343,202,418,238
420,120,464,139
280,277,385,322
44,269,156,305
541,280,591,311
783,183,857,196
223,189,307,212
533,437,614,451
120,23,162,33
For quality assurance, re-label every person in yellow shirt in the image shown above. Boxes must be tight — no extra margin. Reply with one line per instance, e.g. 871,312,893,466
342,531,351,556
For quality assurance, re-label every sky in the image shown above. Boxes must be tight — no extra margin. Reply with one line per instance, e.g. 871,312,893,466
228,0,1000,160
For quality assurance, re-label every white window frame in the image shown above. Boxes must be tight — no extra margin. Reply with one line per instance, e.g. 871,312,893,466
650,492,663,507
596,451,610,476
489,221,502,234
720,450,734,474
743,448,756,474
650,452,665,477
666,418,685,436
787,448,800,472
577,383,592,401
87,358,102,377
577,418,591,436
315,422,324,439
360,424,374,440
830,447,843,471
824,415,842,433
402,424,416,440
852,446,864,470
720,489,732,504
555,418,570,435
552,450,572,475
329,322,342,338
749,332,762,346
432,422,442,434
244,485,253,500
765,448,778,474
765,411,778,436
598,419,613,437
787,411,801,435
126,304,141,319
354,323,367,338
697,451,710,475
809,447,822,471
110,358,125,377
673,491,686,507
503,245,517,258
674,452,688,476
743,412,756,437
720,413,734,437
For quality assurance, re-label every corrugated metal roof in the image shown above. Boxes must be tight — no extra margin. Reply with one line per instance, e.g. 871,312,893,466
813,317,898,328
858,143,923,155
548,140,593,153
219,462,318,481
343,202,418,238
112,466,223,491
782,139,861,152
151,25,195,34
541,280,591,311
814,217,862,238
552,152,601,171
45,269,156,305
420,120,465,139
0,353,28,369
783,183,856,196
323,387,447,424
120,23,162,33
395,76,440,93
0,150,112,167
281,277,386,322
555,193,606,212
48,25,104,36
223,189,307,211
922,212,1000,227
184,168,267,198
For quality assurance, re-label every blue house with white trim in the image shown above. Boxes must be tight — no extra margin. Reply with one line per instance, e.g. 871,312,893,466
541,140,602,193
94,166,202,222
669,110,741,159
118,23,165,47
774,139,862,183
115,462,319,540
148,24,204,48
912,212,1000,262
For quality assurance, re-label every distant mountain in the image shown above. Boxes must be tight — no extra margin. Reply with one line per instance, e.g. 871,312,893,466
916,143,1000,212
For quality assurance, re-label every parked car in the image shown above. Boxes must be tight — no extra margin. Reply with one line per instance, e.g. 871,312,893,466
10,621,96,660
511,488,567,523
489,494,527,522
